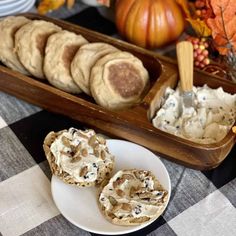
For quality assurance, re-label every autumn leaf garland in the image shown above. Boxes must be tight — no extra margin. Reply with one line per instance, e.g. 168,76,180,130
37,0,236,57
37,0,75,15
206,0,236,55
37,0,110,14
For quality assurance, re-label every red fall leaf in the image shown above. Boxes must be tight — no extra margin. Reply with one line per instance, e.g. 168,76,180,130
206,0,236,55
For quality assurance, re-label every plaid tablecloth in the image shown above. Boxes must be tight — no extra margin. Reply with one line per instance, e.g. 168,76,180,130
0,4,236,236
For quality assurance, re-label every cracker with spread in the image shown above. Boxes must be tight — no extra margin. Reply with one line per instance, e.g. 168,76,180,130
43,128,115,187
98,169,168,225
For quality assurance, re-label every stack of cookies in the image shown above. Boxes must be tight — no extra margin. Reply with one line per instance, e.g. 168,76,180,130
43,127,168,226
0,16,150,110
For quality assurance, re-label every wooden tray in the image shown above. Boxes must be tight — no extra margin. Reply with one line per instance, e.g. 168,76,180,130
0,13,235,170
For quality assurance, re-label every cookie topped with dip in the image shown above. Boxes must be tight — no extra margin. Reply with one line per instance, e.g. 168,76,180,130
43,128,115,187
98,169,168,226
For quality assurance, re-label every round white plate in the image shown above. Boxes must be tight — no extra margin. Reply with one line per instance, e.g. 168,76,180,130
51,139,171,235
0,0,27,10
0,0,35,16
20,0,35,13
0,0,19,6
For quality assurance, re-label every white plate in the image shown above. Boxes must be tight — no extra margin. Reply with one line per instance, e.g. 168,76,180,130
0,0,27,9
20,0,35,13
0,0,19,5
0,0,35,16
51,139,171,235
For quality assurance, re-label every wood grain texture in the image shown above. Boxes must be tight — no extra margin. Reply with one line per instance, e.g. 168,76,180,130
0,13,235,170
176,41,193,92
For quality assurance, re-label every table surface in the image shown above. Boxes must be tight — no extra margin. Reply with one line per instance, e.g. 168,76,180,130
0,3,236,236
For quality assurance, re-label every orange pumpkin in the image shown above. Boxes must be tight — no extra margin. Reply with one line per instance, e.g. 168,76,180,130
115,0,185,48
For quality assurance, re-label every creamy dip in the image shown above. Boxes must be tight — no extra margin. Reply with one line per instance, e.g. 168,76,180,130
50,128,114,183
99,169,167,220
152,85,236,144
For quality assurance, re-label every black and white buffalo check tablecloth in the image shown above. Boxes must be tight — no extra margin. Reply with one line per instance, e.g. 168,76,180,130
0,3,236,236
